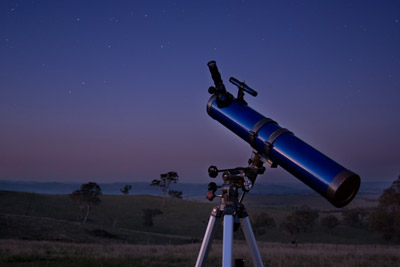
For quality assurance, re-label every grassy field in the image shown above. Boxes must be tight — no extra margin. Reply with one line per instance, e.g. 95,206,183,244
0,190,398,266
1,239,400,267
0,190,215,242
0,190,384,244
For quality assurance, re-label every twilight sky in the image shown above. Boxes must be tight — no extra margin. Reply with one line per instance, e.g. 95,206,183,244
1,0,399,184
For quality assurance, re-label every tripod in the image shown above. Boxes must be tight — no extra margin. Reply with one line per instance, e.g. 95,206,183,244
195,151,266,267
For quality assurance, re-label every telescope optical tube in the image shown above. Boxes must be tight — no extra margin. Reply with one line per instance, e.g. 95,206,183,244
206,63,360,208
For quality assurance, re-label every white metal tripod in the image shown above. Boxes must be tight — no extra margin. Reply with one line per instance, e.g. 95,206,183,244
195,152,266,267
195,202,264,267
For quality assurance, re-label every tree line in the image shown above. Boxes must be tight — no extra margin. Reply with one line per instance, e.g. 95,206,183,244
254,175,400,244
68,173,400,243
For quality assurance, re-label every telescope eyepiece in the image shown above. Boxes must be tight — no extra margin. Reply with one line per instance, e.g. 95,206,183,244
207,61,225,92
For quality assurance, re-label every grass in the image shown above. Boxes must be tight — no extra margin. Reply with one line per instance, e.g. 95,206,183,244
0,190,399,266
0,191,215,238
0,213,194,245
1,239,400,267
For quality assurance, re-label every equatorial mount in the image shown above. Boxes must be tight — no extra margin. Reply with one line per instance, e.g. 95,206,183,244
205,151,266,203
197,150,267,267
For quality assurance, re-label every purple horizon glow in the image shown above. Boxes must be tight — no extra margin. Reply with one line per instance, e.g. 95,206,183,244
1,1,399,184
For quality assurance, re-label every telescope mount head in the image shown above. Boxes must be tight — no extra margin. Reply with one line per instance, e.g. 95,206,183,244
205,151,266,203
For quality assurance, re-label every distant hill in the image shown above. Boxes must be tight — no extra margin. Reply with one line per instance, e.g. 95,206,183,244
0,190,386,245
0,190,211,244
0,179,392,197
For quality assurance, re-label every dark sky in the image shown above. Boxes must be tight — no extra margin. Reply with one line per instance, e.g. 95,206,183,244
1,0,399,184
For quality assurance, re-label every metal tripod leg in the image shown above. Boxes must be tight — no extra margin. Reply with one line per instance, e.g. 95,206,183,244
195,212,217,267
241,216,264,267
222,214,234,267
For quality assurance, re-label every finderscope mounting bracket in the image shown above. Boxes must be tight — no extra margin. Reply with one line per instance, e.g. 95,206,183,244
229,77,257,105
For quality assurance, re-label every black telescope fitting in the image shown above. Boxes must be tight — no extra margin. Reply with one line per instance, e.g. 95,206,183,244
229,77,257,97
207,61,225,92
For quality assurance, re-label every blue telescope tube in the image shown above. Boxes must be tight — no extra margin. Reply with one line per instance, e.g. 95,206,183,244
207,95,360,208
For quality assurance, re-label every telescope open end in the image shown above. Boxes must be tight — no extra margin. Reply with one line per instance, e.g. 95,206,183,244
326,170,361,208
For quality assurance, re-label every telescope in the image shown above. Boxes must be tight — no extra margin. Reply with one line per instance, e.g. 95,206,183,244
196,61,362,267
206,61,360,208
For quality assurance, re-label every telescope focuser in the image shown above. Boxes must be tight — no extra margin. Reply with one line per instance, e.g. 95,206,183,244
207,61,233,108
207,61,257,107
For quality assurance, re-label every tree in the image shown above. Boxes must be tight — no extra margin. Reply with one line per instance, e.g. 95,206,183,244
150,171,179,207
342,208,369,227
110,184,132,228
69,182,102,224
251,212,276,236
280,207,319,245
321,215,340,230
168,190,183,199
280,216,301,246
342,209,360,227
369,176,400,241
142,208,163,227
120,184,132,195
